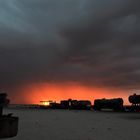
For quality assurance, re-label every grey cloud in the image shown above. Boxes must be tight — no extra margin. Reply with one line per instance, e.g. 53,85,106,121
0,0,140,90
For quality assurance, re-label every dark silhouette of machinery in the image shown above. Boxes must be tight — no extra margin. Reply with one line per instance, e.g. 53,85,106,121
59,99,91,110
93,98,124,111
127,93,140,111
60,99,72,109
0,93,18,138
70,100,91,110
129,93,140,105
49,102,62,109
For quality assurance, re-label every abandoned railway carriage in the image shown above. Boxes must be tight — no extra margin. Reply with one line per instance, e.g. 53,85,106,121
60,99,71,109
60,99,92,110
129,94,140,105
127,94,140,111
70,100,91,110
93,98,124,111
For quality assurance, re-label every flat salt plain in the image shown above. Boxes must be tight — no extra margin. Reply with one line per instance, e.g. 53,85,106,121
3,108,140,140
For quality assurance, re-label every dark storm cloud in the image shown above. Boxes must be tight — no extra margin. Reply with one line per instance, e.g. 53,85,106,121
0,0,140,89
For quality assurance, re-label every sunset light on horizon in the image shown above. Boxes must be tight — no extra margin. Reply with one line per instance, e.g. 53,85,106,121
0,0,140,107
8,82,133,105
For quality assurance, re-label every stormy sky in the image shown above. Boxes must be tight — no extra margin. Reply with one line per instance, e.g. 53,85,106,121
0,0,140,92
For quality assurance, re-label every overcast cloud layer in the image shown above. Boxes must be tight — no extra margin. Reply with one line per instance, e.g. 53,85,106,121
0,0,140,89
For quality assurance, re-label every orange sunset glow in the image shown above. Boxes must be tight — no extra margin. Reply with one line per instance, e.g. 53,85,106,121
10,82,131,105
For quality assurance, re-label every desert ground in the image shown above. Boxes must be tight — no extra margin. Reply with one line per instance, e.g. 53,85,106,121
3,108,140,140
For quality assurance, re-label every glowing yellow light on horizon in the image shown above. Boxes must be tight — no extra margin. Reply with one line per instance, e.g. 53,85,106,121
40,101,51,106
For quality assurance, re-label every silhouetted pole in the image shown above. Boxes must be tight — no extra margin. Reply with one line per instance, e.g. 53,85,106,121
0,106,2,116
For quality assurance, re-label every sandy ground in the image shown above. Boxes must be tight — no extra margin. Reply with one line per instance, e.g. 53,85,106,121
3,108,140,140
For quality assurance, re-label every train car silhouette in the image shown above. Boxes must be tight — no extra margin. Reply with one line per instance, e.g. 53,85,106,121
93,98,124,111
127,93,140,111
70,100,91,110
60,99,72,109
60,99,91,110
49,102,62,109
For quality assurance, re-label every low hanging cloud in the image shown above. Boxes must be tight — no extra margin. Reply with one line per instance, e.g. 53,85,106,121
0,0,140,90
